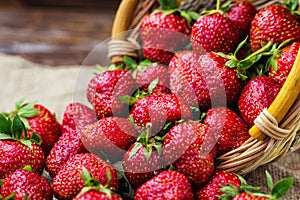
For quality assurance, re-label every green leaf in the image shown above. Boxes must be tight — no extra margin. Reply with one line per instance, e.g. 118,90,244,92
152,143,163,157
23,165,33,172
144,147,153,163
105,168,112,188
129,143,143,160
265,171,274,190
15,97,26,109
11,115,24,139
272,178,294,198
18,104,40,118
0,179,3,187
30,132,42,146
81,166,92,184
124,56,138,69
19,139,33,150
226,59,238,69
0,114,11,135
118,95,132,104
221,0,234,12
187,11,201,21
4,192,16,200
180,10,192,26
159,0,177,10
234,36,248,57
148,78,159,94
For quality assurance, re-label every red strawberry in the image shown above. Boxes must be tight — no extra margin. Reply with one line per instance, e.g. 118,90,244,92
134,170,194,200
136,64,171,94
61,102,97,135
130,93,192,135
196,170,241,200
0,114,45,179
74,190,121,200
142,47,175,66
12,98,62,155
226,1,257,36
191,12,240,54
169,51,243,111
250,5,300,52
123,136,164,189
86,69,137,119
204,107,250,156
238,76,282,127
52,153,119,200
0,167,52,200
232,192,268,200
81,116,138,163
269,42,300,84
163,121,216,185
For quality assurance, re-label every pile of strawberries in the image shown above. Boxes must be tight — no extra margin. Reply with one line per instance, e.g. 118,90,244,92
1,0,299,199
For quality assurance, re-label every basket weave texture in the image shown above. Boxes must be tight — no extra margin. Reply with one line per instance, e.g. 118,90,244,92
108,0,300,175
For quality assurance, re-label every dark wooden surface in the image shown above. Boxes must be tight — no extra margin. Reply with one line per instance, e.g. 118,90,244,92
0,0,120,66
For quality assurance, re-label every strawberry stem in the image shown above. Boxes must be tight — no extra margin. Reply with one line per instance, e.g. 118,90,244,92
216,0,221,10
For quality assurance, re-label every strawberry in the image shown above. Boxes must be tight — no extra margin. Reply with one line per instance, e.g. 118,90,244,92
226,1,257,36
11,98,61,155
250,4,300,52
269,42,300,84
0,166,52,200
238,76,282,127
134,170,194,200
81,116,138,163
163,121,216,185
130,93,192,135
169,51,244,111
204,107,250,156
52,153,119,200
122,130,164,189
191,0,241,54
140,0,190,65
61,102,97,135
0,114,45,179
86,69,137,119
196,170,241,200
232,192,268,200
73,167,122,200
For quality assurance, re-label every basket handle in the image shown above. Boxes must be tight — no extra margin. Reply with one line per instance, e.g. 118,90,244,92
249,48,300,140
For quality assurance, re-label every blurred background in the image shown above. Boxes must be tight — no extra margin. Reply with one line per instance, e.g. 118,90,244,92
0,0,121,66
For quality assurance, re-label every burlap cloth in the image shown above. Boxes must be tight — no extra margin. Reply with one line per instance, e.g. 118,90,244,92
0,53,299,199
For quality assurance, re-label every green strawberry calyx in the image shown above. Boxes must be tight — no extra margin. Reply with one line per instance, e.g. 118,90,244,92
0,113,42,150
281,0,300,15
219,171,293,200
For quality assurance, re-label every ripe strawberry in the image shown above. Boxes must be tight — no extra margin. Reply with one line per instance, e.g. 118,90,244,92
163,121,216,185
0,114,45,179
135,64,171,94
196,170,241,200
74,190,122,200
269,42,300,84
204,107,250,156
52,153,119,200
250,5,300,52
169,51,243,111
61,102,97,135
86,69,137,119
130,93,192,135
81,116,138,163
191,11,240,54
134,170,194,200
142,47,175,66
226,1,257,36
238,76,282,127
12,98,61,155
123,135,164,189
232,192,268,200
0,167,52,200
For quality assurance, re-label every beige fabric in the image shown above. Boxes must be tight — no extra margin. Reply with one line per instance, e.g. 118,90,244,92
0,53,299,199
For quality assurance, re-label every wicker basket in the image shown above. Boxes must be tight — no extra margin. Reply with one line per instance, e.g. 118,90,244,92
108,0,300,175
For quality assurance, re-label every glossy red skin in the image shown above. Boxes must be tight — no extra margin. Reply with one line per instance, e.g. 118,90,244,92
238,76,282,127
250,5,300,52
163,121,216,185
61,102,97,135
169,51,243,111
204,107,250,156
123,145,164,189
191,12,241,54
52,153,119,200
136,65,171,94
1,169,53,200
86,69,137,119
81,116,138,163
73,190,122,200
226,1,257,36
232,192,268,200
141,12,190,65
46,126,88,177
269,42,300,84
134,170,194,200
196,170,241,200
26,104,62,155
0,140,45,179
130,93,192,136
